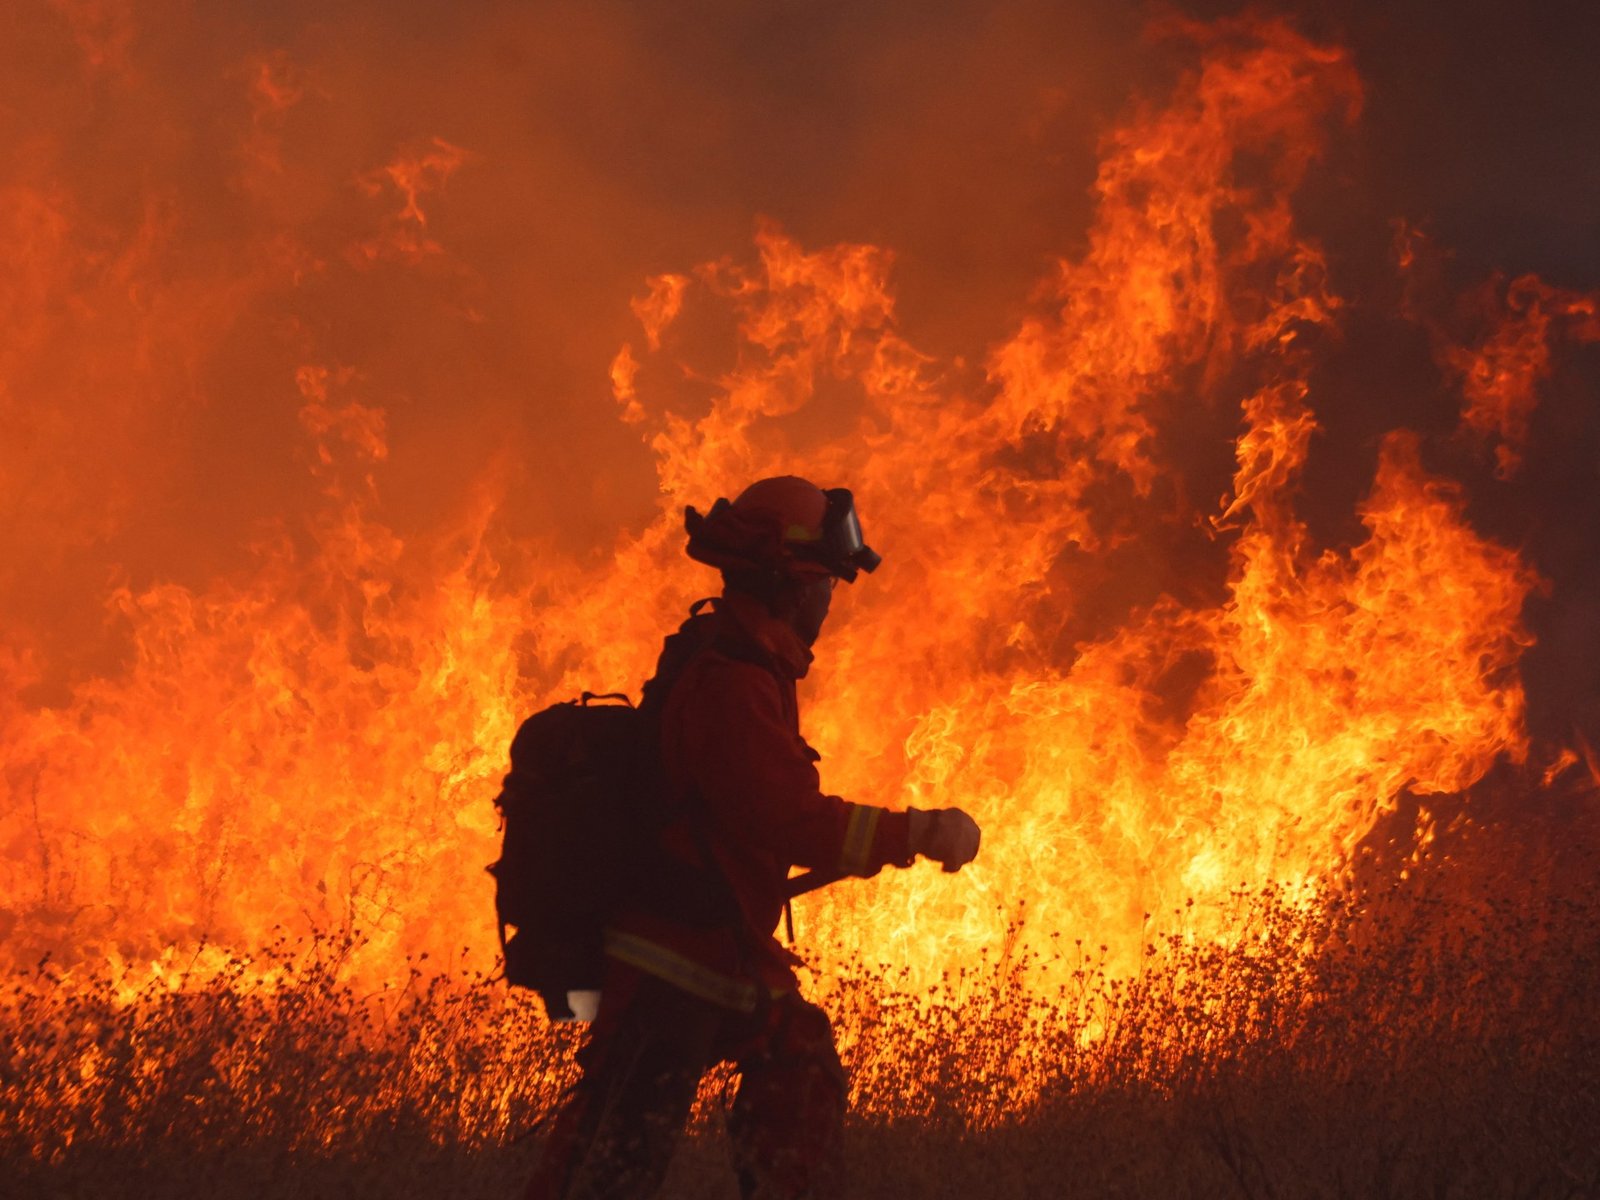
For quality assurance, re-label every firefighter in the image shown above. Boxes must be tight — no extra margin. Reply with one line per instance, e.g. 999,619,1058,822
524,475,982,1200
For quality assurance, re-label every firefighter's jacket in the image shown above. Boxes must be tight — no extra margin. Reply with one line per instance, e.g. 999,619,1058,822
604,592,914,1010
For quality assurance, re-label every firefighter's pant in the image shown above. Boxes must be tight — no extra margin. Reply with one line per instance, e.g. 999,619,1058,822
523,965,846,1200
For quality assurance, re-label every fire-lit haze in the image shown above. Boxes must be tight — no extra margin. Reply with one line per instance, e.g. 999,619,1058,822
3,1,1597,997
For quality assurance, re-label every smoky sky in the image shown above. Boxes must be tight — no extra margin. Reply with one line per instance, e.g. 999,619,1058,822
3,0,1597,705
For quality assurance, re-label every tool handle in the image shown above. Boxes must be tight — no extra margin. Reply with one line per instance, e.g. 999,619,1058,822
784,868,843,899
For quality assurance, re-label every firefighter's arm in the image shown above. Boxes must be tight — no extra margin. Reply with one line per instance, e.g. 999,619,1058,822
679,661,913,877
788,807,983,897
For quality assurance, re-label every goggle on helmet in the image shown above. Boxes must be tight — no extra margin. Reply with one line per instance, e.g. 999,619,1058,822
795,488,882,583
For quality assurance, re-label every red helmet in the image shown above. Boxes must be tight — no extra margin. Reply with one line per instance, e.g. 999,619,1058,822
685,475,881,583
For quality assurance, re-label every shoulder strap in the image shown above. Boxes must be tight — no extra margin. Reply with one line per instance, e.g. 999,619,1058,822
639,597,785,714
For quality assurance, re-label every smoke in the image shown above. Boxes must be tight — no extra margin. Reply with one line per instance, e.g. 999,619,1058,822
0,1,1066,695
3,0,1596,726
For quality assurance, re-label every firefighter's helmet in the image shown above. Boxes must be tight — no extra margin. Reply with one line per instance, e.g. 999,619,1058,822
685,475,881,583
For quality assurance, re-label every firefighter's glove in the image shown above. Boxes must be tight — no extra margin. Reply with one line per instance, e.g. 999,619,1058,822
907,807,981,873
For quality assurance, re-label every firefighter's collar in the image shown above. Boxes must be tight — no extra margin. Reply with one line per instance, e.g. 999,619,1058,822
718,591,814,680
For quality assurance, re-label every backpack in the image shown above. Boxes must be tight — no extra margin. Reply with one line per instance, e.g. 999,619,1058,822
488,604,755,1021
488,691,638,1018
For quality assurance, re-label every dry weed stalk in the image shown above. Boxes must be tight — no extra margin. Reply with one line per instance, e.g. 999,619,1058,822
3,870,1596,1199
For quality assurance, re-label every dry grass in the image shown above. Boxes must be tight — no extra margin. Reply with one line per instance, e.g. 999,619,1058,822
5,862,1598,1200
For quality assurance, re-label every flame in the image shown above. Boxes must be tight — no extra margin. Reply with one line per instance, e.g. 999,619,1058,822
630,274,690,352
351,138,476,266
1439,274,1600,478
0,13,1583,1010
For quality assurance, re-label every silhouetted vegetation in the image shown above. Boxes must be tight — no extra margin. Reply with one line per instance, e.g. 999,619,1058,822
6,853,1598,1200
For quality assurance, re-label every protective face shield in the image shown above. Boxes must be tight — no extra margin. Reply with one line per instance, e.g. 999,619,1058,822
808,488,882,582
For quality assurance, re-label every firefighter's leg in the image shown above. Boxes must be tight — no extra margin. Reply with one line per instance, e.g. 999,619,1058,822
524,970,720,1200
727,996,847,1200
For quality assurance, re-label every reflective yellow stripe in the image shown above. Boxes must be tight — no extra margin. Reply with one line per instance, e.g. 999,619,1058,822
839,804,879,877
604,930,763,1012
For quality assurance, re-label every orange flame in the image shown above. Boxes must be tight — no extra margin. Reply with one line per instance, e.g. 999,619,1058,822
351,138,476,266
0,15,1570,1004
1440,274,1600,478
